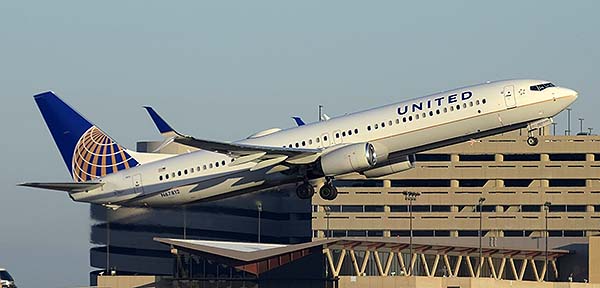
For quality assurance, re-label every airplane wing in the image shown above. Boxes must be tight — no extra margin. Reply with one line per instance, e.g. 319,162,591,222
174,136,321,165
18,182,104,192
143,106,323,166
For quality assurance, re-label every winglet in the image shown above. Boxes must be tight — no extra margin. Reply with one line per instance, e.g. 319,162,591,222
143,106,178,137
292,116,306,126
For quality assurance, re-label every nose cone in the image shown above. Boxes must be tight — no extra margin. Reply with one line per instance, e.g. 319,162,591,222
561,87,578,103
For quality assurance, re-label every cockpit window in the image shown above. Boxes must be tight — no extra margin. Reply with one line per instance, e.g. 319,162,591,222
530,82,555,91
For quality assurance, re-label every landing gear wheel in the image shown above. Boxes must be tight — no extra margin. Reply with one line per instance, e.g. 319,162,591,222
319,183,338,200
295,183,315,199
527,136,539,146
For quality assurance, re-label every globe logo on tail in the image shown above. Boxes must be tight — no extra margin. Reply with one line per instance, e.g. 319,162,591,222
71,126,139,182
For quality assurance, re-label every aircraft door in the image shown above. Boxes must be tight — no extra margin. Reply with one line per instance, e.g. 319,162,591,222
503,85,516,108
132,174,144,194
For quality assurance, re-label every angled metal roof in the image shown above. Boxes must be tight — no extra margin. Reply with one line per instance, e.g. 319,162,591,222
155,237,570,263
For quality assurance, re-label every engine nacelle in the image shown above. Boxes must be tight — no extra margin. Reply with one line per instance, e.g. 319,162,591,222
320,142,387,176
362,154,415,178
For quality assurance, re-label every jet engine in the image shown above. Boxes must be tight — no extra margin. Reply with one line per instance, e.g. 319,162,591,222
319,142,388,176
362,154,415,178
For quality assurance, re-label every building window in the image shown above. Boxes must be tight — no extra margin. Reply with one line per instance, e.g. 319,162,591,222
549,179,586,187
415,154,451,161
549,153,586,161
504,179,532,187
459,154,495,161
504,154,540,161
392,179,451,187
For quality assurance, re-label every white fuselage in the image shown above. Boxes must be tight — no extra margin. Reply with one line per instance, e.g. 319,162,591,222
70,79,577,206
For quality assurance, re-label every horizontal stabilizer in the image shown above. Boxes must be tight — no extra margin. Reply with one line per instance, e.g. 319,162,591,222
18,182,103,193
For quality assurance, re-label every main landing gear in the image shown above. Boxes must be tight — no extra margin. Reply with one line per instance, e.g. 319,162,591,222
319,177,338,201
295,181,315,199
295,177,339,200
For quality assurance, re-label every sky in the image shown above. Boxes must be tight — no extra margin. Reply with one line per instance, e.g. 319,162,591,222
1,1,599,287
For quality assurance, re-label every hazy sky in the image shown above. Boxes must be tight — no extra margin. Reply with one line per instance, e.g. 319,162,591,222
1,1,599,287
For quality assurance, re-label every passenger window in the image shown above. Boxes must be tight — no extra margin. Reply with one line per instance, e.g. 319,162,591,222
324,135,328,141
476,100,480,105
415,114,420,120
203,165,207,170
422,112,426,118
222,160,226,166
408,115,413,121
395,119,399,124
469,102,473,107
429,111,433,116
335,133,340,138
166,174,169,179
403,117,407,122
388,120,392,126
348,130,352,136
482,99,487,104
444,107,448,113
309,139,313,144
302,140,306,146
355,128,359,134
367,125,372,131
159,175,163,181
381,122,385,128
209,163,213,169
456,105,461,110
374,124,379,129
197,166,201,171
215,162,219,167
316,138,320,143
436,109,440,114
463,103,467,108
342,131,346,137
450,106,454,111
184,169,188,175
295,143,299,147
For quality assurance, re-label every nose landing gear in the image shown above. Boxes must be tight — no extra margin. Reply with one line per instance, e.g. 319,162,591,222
527,136,539,146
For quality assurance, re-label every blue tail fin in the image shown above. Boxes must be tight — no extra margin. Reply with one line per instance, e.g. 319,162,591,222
143,106,178,137
34,91,139,182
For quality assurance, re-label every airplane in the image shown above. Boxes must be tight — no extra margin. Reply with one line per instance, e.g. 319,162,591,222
19,79,578,208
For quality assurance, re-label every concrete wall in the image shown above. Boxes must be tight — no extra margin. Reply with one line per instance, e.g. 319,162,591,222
97,276,156,288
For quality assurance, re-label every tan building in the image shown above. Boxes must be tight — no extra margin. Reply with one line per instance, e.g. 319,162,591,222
312,128,600,240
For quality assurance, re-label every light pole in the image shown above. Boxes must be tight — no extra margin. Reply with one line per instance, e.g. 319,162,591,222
544,201,552,282
552,123,557,136
106,208,110,275
566,108,572,135
257,202,262,243
324,206,331,239
579,118,584,134
478,197,486,274
402,191,421,276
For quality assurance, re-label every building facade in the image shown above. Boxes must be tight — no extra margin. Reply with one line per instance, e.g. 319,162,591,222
312,129,600,239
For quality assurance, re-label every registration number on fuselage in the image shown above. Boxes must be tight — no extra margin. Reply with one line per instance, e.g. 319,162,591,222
160,189,180,198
